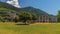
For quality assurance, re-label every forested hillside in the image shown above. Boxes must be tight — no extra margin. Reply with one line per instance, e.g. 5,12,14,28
0,2,56,23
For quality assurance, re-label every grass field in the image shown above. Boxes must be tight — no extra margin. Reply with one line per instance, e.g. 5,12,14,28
0,22,60,34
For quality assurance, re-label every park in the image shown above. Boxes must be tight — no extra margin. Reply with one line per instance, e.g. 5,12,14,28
0,0,60,34
0,22,60,34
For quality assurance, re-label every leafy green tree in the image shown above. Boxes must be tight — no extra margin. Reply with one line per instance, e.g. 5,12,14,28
0,16,3,22
19,12,37,24
57,10,60,22
3,16,11,22
13,16,19,23
19,12,32,24
32,13,37,20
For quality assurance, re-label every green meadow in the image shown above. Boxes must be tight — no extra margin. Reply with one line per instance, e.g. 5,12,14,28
0,22,60,34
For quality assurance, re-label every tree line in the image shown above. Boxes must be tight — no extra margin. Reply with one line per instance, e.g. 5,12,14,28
0,11,37,24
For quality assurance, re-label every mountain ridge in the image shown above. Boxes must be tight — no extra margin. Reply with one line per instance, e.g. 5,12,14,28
0,2,56,18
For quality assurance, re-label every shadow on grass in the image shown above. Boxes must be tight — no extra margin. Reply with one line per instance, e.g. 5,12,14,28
16,24,29,25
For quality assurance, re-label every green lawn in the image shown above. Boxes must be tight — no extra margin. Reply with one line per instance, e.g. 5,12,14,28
0,22,60,34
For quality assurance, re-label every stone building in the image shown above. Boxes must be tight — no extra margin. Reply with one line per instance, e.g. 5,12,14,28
31,15,57,23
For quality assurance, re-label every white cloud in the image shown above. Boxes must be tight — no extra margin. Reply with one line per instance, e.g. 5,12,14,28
6,0,21,8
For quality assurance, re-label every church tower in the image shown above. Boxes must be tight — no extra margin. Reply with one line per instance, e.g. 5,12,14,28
6,0,21,8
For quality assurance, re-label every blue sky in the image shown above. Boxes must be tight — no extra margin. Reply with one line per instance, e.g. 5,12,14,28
1,0,60,15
